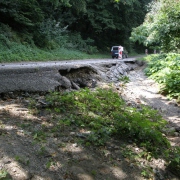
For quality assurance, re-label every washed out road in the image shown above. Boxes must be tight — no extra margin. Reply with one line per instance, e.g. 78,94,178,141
0,58,136,93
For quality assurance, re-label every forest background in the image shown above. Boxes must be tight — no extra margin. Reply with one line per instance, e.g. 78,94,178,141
0,0,179,62
0,0,152,62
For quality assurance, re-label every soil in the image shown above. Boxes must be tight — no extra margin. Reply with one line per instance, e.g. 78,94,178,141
0,63,180,180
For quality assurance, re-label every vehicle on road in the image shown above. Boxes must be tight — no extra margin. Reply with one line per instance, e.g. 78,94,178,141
111,46,128,59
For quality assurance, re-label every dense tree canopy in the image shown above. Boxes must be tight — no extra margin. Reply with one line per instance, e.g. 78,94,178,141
130,0,180,53
0,0,151,52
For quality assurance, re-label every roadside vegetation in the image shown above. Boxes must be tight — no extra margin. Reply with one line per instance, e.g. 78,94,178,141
130,0,180,102
130,0,180,54
0,44,110,63
0,24,109,63
0,0,150,63
27,87,180,178
144,53,180,103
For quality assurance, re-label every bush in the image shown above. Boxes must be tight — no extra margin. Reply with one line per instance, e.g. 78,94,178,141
66,32,98,54
45,88,169,152
144,53,180,100
0,22,101,62
34,19,68,49
30,87,179,175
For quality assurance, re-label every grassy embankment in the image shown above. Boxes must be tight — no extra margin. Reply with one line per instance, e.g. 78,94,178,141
0,43,111,63
28,87,180,178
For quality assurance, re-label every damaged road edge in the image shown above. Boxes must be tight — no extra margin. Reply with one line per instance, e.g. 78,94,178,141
0,60,139,95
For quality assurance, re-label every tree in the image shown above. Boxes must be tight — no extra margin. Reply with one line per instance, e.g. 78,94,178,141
0,0,151,51
130,0,180,53
64,0,151,51
0,0,44,29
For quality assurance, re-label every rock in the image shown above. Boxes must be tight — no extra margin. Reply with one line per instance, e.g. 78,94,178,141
91,79,97,88
119,62,130,71
116,66,124,74
71,81,80,90
22,92,30,97
72,143,78,147
169,127,176,132
105,62,132,82
113,69,121,78
59,76,72,89
70,132,76,136
174,132,179,136
74,78,88,87
37,99,49,108
175,127,180,132
136,60,144,66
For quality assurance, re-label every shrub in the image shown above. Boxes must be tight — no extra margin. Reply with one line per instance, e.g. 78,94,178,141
144,53,180,100
45,88,169,152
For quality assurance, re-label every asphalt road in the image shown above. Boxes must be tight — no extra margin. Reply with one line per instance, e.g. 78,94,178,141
0,58,136,93
0,58,136,71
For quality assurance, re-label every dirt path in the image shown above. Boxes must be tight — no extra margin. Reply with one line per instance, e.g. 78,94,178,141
122,65,180,147
0,63,179,180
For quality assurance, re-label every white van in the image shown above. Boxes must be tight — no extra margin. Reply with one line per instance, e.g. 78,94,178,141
111,46,128,59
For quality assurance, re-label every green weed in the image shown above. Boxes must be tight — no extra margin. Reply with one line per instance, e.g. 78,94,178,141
144,53,180,101
0,169,8,179
45,88,169,151
14,155,30,166
141,168,152,179
0,42,109,63
0,23,109,63
46,159,56,169
166,147,180,176
30,87,179,174
122,148,137,160
0,121,5,129
118,75,130,84
33,131,47,142
91,170,97,176
38,145,46,156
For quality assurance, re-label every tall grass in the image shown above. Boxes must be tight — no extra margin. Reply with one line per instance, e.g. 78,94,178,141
0,23,109,63
0,42,110,63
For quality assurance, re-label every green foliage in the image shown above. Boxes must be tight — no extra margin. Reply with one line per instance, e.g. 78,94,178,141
66,32,98,54
46,88,169,153
0,21,102,61
0,0,150,56
77,0,150,51
31,87,179,174
33,130,47,142
167,147,180,177
46,158,56,169
141,168,152,179
0,42,109,63
130,0,180,53
144,53,180,100
0,169,8,179
34,19,68,49
0,0,44,28
14,155,30,166
118,75,130,83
